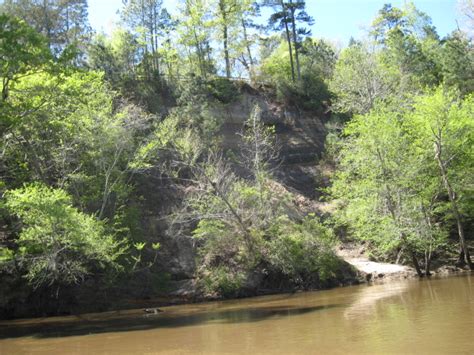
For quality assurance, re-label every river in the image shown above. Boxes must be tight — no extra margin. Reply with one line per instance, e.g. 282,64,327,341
1,273,473,354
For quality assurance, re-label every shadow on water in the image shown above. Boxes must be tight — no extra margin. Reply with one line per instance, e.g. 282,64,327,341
0,304,342,340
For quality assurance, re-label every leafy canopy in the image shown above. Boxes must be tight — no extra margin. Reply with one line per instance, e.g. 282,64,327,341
3,184,126,288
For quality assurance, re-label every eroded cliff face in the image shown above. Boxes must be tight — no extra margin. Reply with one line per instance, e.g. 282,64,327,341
130,87,336,301
218,88,328,198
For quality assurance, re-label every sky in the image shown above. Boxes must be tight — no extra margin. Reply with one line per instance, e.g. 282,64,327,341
89,0,462,46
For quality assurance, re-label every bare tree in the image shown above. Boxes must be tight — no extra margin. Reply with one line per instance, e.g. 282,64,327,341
459,0,474,36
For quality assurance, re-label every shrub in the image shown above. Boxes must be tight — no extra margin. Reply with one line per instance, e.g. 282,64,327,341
202,266,246,297
206,77,240,104
265,215,337,284
3,184,126,288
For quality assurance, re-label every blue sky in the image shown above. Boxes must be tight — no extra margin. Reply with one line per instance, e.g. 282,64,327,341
89,0,461,45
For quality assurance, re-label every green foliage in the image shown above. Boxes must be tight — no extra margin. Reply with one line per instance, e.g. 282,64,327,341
266,215,336,283
405,88,474,219
202,266,246,297
436,31,474,96
241,105,276,177
329,43,397,115
3,184,126,288
87,29,139,83
382,29,441,89
178,0,216,77
2,0,473,316
192,180,338,294
0,14,52,79
370,2,437,44
329,88,473,270
0,0,91,56
206,77,239,103
0,14,54,129
265,0,314,81
0,16,152,313
260,38,334,110
190,167,338,295
2,62,149,214
2,69,109,182
331,3,474,118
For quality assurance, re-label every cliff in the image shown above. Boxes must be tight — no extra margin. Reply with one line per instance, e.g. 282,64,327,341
121,85,357,306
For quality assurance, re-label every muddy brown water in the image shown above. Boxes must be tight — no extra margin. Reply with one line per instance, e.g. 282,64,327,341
1,273,473,354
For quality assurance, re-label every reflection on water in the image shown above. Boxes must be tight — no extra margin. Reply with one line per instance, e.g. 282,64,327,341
344,282,408,319
1,273,473,354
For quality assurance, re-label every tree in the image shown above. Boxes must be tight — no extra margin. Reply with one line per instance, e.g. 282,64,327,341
157,9,179,80
370,2,441,90
459,0,474,36
261,37,334,110
265,0,313,81
382,29,441,89
0,15,153,314
0,0,90,56
436,30,474,95
240,105,278,183
121,0,168,77
1,21,149,222
209,0,258,78
236,1,260,78
213,0,239,78
330,104,448,276
0,14,52,105
286,0,313,80
370,3,406,43
177,0,215,77
371,2,437,44
405,89,474,269
88,29,140,83
57,0,90,46
2,184,125,289
329,43,396,115
330,87,474,275
266,1,295,82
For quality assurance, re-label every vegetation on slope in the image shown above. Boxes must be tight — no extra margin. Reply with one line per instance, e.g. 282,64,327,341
0,0,473,317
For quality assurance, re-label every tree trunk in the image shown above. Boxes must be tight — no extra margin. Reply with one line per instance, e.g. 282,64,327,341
218,1,231,78
150,9,156,73
140,3,150,79
280,1,295,82
223,23,231,78
43,0,52,50
65,4,70,45
410,250,424,278
457,249,466,266
289,1,301,80
425,251,432,277
435,142,472,269
2,77,9,101
241,18,254,78
375,147,423,277
192,28,205,77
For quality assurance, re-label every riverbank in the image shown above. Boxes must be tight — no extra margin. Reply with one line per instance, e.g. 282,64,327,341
1,240,469,321
113,241,471,315
2,273,473,355
335,242,470,282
